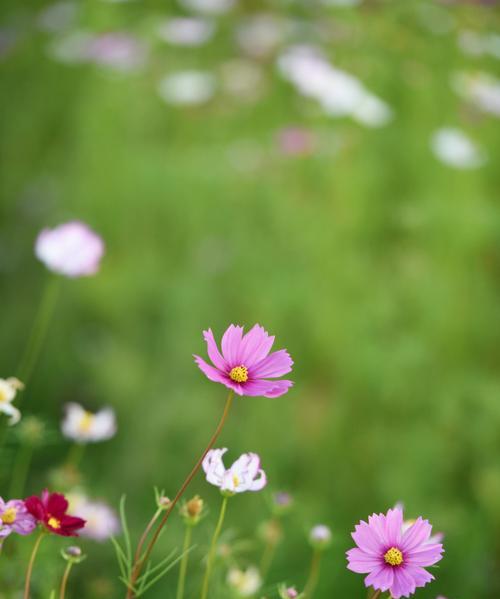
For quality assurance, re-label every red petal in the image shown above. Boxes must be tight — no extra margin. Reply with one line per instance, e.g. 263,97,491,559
47,492,69,517
24,496,45,521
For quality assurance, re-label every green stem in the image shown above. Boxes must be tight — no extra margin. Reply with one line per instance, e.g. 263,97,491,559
59,561,73,599
304,549,322,598
176,524,193,599
200,495,229,599
125,390,234,599
259,518,281,580
65,443,86,469
23,530,46,599
368,591,382,599
9,443,33,497
17,277,60,387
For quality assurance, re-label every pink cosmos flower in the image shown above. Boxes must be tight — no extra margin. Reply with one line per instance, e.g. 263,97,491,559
0,497,36,541
346,507,444,599
194,324,293,398
35,221,104,278
202,448,267,494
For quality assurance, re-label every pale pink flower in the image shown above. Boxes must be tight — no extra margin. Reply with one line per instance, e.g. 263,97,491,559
35,221,104,277
202,448,267,494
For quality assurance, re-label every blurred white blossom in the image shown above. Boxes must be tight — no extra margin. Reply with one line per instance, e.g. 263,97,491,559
179,0,235,15
68,492,120,541
226,566,262,596
157,18,215,46
158,71,216,106
431,128,486,169
0,378,24,426
452,71,500,117
62,403,117,444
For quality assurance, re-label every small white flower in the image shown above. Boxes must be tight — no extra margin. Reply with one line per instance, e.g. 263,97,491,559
157,18,215,46
431,127,486,169
202,448,267,494
61,403,116,443
35,221,105,277
68,492,120,541
397,502,444,546
157,71,216,106
227,566,262,597
0,378,23,426
452,71,500,117
179,0,235,15
309,524,332,548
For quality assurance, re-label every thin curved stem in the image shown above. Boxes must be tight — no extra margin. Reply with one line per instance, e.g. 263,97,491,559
125,390,234,599
200,495,229,599
368,591,382,599
304,549,322,598
176,524,193,599
133,508,162,566
23,530,46,599
17,277,60,387
59,561,73,599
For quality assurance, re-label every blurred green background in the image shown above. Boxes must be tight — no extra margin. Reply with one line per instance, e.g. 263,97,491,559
1,0,500,597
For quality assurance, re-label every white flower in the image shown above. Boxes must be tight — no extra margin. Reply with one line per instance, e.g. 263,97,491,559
178,0,235,15
309,524,332,548
35,221,104,277
236,14,285,59
277,46,392,127
68,492,120,542
157,71,216,106
0,378,23,426
431,128,486,169
61,403,116,443
396,502,444,545
202,448,267,494
157,18,215,46
227,566,262,596
452,71,500,117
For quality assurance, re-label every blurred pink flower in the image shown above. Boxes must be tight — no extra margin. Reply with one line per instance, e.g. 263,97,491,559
0,497,36,541
35,221,104,277
202,448,267,494
86,33,147,71
277,127,316,157
194,324,293,398
346,507,444,599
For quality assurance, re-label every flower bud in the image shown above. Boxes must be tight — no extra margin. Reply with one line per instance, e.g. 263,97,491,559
61,545,86,563
278,585,302,599
180,495,204,525
309,524,332,550
17,415,46,446
258,519,282,545
157,495,172,510
272,491,293,516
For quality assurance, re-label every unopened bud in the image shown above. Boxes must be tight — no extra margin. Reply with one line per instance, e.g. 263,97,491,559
258,519,282,545
279,585,302,599
180,495,204,525
309,524,332,550
272,491,293,516
158,495,172,510
62,545,86,563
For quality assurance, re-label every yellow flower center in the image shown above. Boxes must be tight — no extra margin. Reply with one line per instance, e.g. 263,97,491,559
78,411,94,433
232,474,240,488
48,516,61,529
384,547,403,566
0,389,7,404
1,507,17,524
229,366,248,383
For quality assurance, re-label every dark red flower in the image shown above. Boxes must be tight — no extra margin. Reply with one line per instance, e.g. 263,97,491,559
24,489,85,537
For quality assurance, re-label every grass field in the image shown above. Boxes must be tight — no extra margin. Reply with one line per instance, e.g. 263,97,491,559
1,1,500,598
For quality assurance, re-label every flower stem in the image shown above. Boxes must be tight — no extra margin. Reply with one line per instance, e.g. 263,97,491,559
200,495,229,599
17,276,60,387
368,590,382,599
133,508,163,567
59,561,73,599
259,518,281,580
304,549,322,598
176,524,193,599
125,389,234,599
66,443,86,469
23,530,46,599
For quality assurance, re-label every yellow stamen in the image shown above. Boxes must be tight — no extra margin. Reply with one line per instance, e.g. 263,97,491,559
78,411,94,433
384,547,403,566
48,516,61,529
229,366,248,383
232,474,240,488
0,389,7,404
1,507,17,524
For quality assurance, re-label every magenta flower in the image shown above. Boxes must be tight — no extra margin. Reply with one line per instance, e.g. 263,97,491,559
194,324,293,398
346,507,444,599
0,497,36,541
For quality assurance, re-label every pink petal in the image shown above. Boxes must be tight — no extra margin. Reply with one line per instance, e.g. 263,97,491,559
221,325,244,365
385,507,403,546
368,513,390,547
203,329,228,371
364,565,394,591
400,517,432,553
402,565,434,587
346,548,382,573
194,355,229,385
249,469,267,491
249,349,293,379
237,324,275,366
352,521,384,555
390,567,417,599
241,379,293,398
405,543,443,567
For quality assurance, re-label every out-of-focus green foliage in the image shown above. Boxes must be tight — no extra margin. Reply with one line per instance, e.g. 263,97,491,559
1,0,500,598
